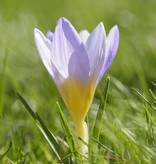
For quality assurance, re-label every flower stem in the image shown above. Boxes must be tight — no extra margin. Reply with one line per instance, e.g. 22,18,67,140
74,120,88,155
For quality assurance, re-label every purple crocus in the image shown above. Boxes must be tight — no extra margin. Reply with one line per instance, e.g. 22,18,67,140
34,17,119,153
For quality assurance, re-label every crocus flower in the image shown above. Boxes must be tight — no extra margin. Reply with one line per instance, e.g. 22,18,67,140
34,17,119,154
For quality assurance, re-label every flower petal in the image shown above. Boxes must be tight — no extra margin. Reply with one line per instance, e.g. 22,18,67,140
34,28,53,77
46,30,53,41
102,25,119,76
68,43,90,84
85,22,106,85
52,17,90,82
79,30,90,44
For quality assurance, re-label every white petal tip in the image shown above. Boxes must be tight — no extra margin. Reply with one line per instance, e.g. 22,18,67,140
112,25,119,34
99,22,105,29
79,30,90,44
34,28,39,34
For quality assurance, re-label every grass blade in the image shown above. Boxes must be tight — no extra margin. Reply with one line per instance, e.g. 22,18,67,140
17,92,67,163
151,82,156,87
35,113,67,161
56,102,82,163
132,88,156,127
17,92,36,120
149,89,156,101
92,137,121,158
0,49,8,122
0,142,12,161
92,77,110,140
132,88,156,111
70,128,88,148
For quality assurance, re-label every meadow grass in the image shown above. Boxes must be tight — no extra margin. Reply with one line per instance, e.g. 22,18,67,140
0,0,156,163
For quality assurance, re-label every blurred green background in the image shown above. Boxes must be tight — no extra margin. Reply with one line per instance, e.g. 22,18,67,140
0,0,156,163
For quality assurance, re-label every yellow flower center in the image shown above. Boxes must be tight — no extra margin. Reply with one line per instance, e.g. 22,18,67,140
59,77,95,126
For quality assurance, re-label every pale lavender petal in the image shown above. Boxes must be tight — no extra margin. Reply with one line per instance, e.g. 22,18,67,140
34,29,64,88
52,17,90,82
46,30,53,42
79,30,90,44
102,25,119,76
50,60,65,84
34,28,53,77
85,22,106,85
68,43,90,84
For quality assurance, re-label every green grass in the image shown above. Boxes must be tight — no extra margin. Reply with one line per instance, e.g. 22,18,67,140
0,0,156,163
